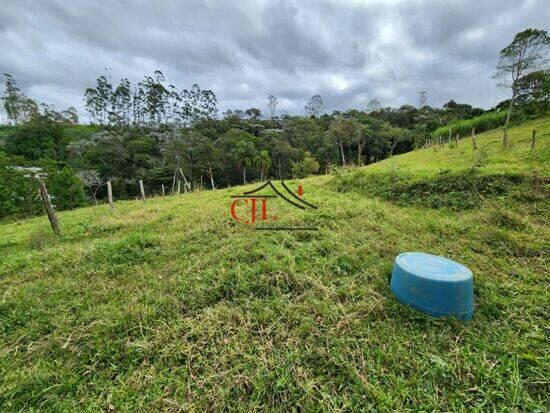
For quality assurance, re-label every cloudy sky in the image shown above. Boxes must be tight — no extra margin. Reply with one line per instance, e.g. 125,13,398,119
0,0,548,119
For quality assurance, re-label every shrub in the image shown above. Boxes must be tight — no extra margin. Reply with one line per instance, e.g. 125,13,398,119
47,166,86,210
0,165,42,219
334,169,532,210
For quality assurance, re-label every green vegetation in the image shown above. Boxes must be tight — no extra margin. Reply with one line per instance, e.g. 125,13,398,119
432,110,508,140
1,28,548,221
0,117,548,410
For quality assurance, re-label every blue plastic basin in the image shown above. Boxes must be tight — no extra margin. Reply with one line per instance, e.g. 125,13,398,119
390,252,474,321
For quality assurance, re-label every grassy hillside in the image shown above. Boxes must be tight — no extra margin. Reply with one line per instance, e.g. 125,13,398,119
0,118,549,411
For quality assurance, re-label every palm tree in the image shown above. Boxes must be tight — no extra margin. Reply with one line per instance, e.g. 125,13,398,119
234,141,255,183
254,150,272,181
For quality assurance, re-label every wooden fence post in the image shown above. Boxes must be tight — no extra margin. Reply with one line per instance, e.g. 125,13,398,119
531,130,536,150
471,127,477,150
39,180,60,235
139,179,146,202
171,171,176,195
177,180,181,195
178,168,192,192
161,184,165,196
455,133,459,146
107,180,114,208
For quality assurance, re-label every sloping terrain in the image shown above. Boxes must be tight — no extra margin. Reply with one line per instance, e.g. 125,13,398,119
0,118,549,411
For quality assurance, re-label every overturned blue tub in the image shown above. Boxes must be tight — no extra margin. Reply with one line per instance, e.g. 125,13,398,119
390,252,474,321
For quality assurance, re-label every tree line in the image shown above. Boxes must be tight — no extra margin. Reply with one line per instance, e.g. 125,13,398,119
83,70,218,127
0,28,548,220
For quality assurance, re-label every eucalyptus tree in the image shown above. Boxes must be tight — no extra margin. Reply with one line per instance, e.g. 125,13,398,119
1,73,39,124
245,108,261,120
494,28,550,146
95,73,113,124
84,87,100,124
113,78,132,125
166,84,182,127
419,91,427,107
61,107,79,124
366,98,381,113
304,95,324,117
267,95,278,118
40,104,78,125
1,73,22,124
132,82,146,125
180,84,218,125
143,71,169,126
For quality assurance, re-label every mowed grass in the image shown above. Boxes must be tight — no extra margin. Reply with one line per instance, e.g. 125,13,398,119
0,118,549,411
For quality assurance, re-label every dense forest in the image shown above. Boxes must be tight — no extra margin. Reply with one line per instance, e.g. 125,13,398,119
0,29,548,220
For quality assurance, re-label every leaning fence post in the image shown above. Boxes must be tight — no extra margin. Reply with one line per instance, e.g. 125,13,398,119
531,130,536,150
107,180,114,208
471,127,477,150
139,179,146,203
39,179,60,235
161,184,165,196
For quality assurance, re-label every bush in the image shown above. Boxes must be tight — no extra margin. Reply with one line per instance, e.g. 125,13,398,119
0,166,42,219
48,167,86,210
334,169,534,210
5,120,63,160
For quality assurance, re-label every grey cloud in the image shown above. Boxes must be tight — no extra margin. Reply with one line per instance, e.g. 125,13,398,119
0,0,548,119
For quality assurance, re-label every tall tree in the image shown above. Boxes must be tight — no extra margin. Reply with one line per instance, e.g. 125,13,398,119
2,73,22,124
113,79,132,125
305,95,324,117
245,108,261,120
181,84,218,126
96,72,114,125
267,95,278,118
326,117,362,166
366,98,381,113
1,73,39,124
355,125,372,165
516,69,550,117
494,28,550,146
234,140,256,184
419,91,427,107
254,150,271,181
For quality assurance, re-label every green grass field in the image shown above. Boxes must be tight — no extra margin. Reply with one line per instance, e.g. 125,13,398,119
1,118,549,411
